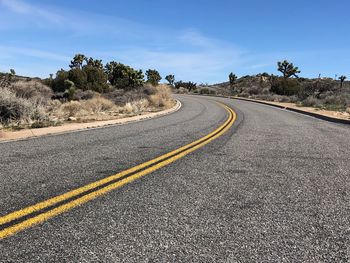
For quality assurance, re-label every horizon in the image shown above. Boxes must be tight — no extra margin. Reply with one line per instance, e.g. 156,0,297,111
1,0,349,84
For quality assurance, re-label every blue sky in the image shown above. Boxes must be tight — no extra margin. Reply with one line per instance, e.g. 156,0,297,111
0,0,349,83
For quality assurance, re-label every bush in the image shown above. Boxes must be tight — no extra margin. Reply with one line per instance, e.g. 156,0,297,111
73,89,96,100
271,78,301,96
200,88,210,94
0,88,47,124
83,97,116,113
301,96,321,107
177,87,189,94
10,80,53,105
149,85,173,108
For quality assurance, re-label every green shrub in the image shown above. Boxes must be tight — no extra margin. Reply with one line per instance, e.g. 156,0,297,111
270,78,301,96
200,88,210,94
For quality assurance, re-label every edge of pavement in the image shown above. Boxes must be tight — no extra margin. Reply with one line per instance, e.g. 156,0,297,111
0,100,182,143
195,94,350,125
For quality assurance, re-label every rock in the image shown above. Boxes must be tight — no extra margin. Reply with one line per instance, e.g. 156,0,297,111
68,117,77,121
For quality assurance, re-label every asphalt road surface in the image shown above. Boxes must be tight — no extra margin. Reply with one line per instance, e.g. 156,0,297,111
0,95,349,262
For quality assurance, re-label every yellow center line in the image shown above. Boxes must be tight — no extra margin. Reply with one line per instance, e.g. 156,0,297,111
0,102,236,239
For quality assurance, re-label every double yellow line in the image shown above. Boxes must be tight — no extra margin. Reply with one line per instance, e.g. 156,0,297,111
0,102,236,239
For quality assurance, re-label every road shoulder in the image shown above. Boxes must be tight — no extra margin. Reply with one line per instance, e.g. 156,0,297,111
0,100,181,142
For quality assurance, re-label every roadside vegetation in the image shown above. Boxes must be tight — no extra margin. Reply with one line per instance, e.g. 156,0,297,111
0,55,174,129
200,60,350,115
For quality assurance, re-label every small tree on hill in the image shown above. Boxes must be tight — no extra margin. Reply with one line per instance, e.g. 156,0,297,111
146,69,162,86
277,60,301,79
165,74,175,86
229,72,237,86
339,75,347,89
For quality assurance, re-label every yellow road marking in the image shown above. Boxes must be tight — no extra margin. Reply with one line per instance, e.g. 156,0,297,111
0,103,236,239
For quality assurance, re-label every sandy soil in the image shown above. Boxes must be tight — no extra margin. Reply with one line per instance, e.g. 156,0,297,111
0,100,180,142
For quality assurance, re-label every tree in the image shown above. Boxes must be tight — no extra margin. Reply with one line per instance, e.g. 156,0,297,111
105,61,144,90
229,72,237,86
52,69,69,92
68,68,87,90
174,81,197,92
277,60,301,79
339,75,347,89
165,74,175,86
86,57,104,70
146,69,162,86
83,65,108,92
69,54,87,69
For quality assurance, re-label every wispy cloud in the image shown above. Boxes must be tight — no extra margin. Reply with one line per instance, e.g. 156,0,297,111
0,0,63,25
0,46,70,62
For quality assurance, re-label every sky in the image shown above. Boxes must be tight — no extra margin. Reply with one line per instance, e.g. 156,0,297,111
0,0,349,83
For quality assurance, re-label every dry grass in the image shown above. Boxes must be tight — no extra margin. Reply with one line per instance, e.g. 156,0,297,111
0,87,47,125
148,84,174,108
10,80,52,105
1,81,175,128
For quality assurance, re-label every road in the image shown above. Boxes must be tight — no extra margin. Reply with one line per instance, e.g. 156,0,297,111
0,95,349,262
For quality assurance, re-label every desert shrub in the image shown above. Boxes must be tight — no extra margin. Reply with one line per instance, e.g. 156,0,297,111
149,84,173,108
200,88,210,94
118,99,150,114
301,96,321,107
10,80,53,105
252,94,275,101
46,99,62,113
59,101,83,117
323,95,347,107
246,86,260,95
261,88,270,95
272,95,292,103
73,89,96,100
239,92,250,98
177,87,189,94
143,84,157,95
271,78,301,96
83,97,116,113
209,90,216,95
0,88,47,124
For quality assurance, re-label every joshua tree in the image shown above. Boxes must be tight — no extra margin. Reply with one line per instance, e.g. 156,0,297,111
69,54,87,69
229,72,237,86
165,74,175,86
277,60,301,79
339,75,347,88
146,69,162,86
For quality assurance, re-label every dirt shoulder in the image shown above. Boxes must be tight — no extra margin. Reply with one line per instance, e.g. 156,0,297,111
0,100,180,142
233,97,350,121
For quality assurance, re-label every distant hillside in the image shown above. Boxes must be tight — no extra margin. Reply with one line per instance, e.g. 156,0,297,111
201,74,350,112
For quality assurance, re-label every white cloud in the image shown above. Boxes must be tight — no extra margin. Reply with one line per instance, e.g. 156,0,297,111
0,46,70,62
0,0,64,25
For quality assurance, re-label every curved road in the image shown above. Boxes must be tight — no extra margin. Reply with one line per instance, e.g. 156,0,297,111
0,95,349,262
